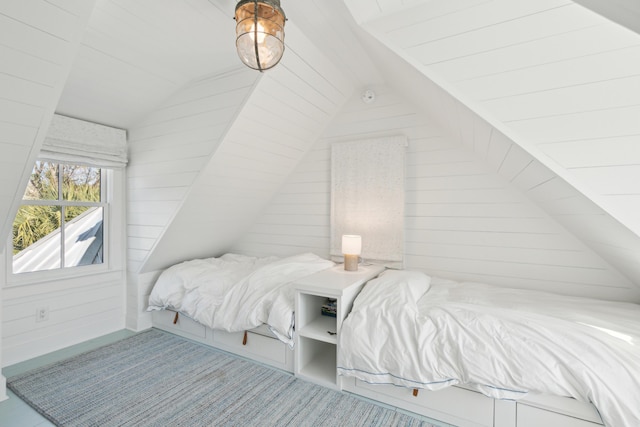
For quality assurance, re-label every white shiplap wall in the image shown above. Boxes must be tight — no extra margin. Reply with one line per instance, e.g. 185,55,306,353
128,23,354,329
444,100,640,298
574,0,640,35
0,0,96,254
2,167,127,367
0,0,99,384
343,0,640,296
233,86,639,301
125,67,259,329
2,271,125,367
126,68,259,273
55,0,239,129
353,0,640,233
138,22,354,272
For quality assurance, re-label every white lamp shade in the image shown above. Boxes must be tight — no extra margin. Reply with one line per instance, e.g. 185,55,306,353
342,235,362,255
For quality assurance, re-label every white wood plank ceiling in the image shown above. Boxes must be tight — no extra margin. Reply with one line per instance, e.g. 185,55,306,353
138,21,356,272
345,0,640,291
0,0,96,251
234,85,640,301
56,0,239,128
55,0,383,129
3,0,640,294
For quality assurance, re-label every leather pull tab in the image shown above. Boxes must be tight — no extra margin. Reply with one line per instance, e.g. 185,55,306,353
173,312,179,325
413,389,419,397
243,331,248,345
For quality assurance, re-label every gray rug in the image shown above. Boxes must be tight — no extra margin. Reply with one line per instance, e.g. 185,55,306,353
8,328,435,426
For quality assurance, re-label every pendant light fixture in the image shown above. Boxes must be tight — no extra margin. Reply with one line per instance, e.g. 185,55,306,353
234,0,286,72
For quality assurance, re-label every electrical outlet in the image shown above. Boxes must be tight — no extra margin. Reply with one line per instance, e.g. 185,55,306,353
36,306,49,322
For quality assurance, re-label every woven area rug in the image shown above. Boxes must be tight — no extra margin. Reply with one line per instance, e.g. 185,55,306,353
8,328,435,426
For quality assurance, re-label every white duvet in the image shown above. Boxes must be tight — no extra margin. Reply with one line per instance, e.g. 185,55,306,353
337,270,640,427
148,253,334,346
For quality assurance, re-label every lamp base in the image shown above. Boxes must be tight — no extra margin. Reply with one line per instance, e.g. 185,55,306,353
344,254,359,271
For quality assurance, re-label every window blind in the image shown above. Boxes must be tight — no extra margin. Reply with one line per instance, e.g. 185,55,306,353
40,114,127,168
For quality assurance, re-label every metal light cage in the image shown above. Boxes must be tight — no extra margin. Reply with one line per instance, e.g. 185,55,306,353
234,0,286,71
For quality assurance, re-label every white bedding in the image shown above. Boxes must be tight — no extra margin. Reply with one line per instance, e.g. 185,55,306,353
148,253,335,346
337,270,640,427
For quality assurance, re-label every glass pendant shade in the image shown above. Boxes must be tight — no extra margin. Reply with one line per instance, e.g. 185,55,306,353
235,0,286,71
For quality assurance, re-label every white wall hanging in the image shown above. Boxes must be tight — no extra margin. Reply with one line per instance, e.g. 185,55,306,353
330,136,407,267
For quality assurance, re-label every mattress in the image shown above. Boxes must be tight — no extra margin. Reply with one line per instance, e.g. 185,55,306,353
337,269,640,427
147,252,335,346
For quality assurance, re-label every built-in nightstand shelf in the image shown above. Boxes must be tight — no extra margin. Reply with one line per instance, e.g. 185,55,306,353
294,264,385,389
299,314,337,344
297,337,337,388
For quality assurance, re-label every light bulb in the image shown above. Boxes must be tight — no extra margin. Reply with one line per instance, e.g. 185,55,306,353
249,21,266,44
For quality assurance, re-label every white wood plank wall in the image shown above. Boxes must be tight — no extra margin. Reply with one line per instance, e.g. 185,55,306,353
573,0,640,35
234,86,639,301
55,0,234,128
343,0,640,297
2,167,126,366
0,0,98,376
129,23,353,326
2,272,124,366
0,0,96,247
126,270,160,331
125,69,258,329
126,68,259,274
446,100,640,299
139,23,354,273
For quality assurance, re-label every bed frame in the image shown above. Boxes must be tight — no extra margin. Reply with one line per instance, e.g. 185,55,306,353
341,378,604,427
152,309,603,427
151,309,294,372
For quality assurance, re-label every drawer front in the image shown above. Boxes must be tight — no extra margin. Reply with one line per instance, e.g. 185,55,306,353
355,380,494,427
517,404,603,427
519,394,603,424
214,329,287,365
151,310,206,339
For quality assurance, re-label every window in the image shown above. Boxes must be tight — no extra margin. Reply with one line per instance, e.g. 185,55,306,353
6,114,126,283
11,161,107,274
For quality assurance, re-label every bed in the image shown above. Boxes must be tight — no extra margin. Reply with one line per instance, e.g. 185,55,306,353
147,252,335,356
337,269,640,427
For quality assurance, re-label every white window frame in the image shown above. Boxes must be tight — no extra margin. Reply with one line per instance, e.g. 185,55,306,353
5,166,124,287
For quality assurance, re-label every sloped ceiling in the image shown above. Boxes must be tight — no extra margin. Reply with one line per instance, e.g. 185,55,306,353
574,0,640,35
2,0,639,297
234,84,640,301
55,0,384,130
0,0,97,249
56,0,240,129
343,0,640,290
126,1,382,273
345,0,640,234
137,22,356,272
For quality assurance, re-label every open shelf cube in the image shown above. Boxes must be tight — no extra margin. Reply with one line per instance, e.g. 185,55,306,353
297,336,337,388
297,293,337,344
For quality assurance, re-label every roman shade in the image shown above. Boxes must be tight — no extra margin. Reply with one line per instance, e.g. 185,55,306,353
40,114,127,168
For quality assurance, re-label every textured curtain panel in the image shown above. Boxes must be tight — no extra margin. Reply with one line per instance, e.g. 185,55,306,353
40,114,127,168
331,136,406,267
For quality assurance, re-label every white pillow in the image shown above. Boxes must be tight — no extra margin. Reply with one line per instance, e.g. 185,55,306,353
353,269,431,313
379,269,431,301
